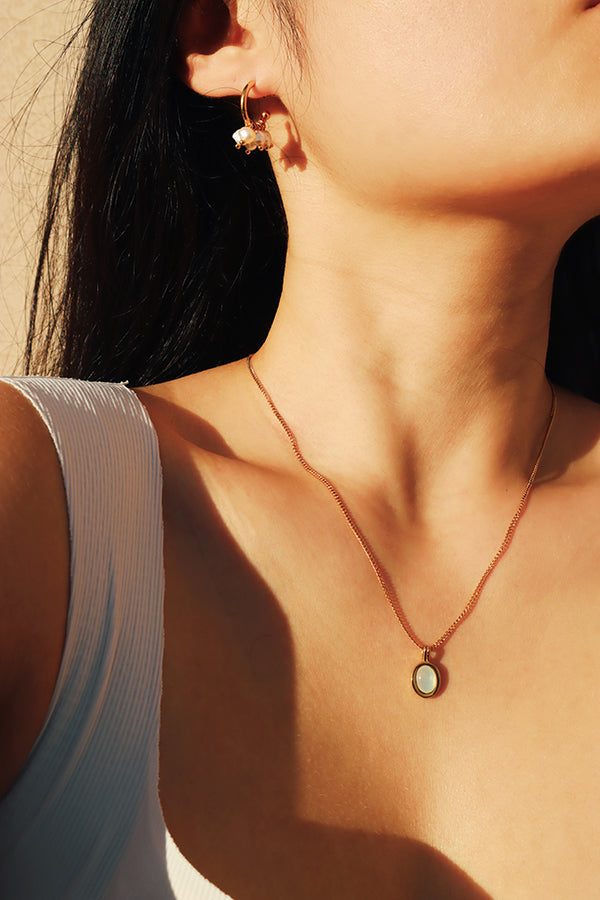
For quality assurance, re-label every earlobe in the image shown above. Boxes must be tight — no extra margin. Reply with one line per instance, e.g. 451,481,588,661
175,0,270,99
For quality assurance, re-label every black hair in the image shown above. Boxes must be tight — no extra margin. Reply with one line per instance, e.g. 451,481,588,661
547,218,600,402
24,0,600,400
25,0,296,385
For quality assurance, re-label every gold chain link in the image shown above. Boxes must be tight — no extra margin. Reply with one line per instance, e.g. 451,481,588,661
247,355,557,653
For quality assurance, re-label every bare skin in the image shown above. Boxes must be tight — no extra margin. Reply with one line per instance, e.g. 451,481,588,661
3,0,600,896
0,386,69,799
140,365,600,900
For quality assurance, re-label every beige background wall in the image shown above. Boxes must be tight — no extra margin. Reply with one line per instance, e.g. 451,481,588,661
0,0,80,373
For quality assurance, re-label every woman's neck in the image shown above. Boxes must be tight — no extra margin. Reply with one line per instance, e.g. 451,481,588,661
254,197,565,517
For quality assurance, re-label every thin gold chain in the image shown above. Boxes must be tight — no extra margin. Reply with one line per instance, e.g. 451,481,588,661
247,355,557,653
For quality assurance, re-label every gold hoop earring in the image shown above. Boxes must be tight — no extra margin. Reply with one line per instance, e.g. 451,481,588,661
232,81,273,154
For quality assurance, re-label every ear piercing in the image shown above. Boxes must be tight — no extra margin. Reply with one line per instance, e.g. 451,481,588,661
232,81,273,154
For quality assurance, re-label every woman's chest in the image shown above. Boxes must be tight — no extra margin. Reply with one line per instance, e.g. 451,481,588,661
157,500,600,900
150,422,600,898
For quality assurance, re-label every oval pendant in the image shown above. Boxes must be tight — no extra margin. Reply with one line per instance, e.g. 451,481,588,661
411,648,441,698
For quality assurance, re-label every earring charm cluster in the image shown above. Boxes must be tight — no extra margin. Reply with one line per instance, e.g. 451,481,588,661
232,81,273,154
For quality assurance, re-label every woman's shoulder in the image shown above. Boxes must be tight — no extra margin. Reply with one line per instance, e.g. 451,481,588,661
134,358,286,469
134,363,241,421
0,380,69,584
0,381,70,799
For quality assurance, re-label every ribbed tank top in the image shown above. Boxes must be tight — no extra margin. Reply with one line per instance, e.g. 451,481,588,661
0,377,233,900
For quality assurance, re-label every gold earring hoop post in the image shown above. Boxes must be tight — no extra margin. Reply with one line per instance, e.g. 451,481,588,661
240,81,255,127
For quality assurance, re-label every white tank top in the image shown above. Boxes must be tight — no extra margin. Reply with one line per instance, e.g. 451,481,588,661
0,377,234,900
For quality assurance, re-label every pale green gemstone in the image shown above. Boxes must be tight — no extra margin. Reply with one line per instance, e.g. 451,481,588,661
413,662,440,697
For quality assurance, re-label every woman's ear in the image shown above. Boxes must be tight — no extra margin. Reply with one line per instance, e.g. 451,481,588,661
175,0,276,99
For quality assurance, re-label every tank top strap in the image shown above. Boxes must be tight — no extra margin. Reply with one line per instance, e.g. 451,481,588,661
0,376,166,898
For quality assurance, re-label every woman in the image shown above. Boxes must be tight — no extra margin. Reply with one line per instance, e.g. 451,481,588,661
2,0,600,896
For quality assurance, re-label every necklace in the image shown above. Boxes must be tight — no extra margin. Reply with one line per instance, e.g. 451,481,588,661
247,355,557,698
